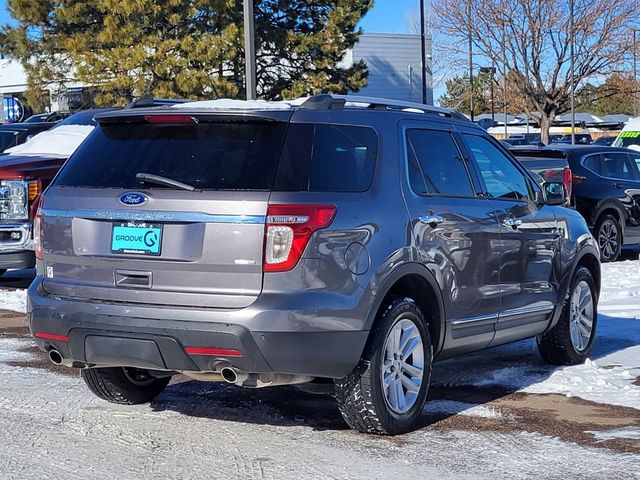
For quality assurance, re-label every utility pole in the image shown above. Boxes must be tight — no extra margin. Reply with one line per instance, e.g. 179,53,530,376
243,0,257,100
570,0,576,144
467,0,474,121
419,0,427,104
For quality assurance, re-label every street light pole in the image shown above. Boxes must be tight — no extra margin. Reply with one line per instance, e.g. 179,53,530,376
243,0,257,100
467,0,474,121
634,29,638,117
419,0,427,104
570,0,576,144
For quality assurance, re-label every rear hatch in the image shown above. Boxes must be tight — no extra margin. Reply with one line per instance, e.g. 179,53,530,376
512,148,572,203
41,111,291,308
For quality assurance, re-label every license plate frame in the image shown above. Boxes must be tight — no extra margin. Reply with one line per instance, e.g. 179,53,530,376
110,222,163,256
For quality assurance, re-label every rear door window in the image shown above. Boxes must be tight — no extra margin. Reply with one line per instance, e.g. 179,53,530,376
54,121,288,190
273,124,377,192
405,129,475,197
628,153,640,178
601,152,637,180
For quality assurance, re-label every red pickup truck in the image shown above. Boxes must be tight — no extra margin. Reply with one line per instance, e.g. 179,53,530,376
0,109,114,274
0,100,188,275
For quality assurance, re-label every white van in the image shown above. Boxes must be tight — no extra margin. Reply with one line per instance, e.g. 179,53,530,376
613,117,640,151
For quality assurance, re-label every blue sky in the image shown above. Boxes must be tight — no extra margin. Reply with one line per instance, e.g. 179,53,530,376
0,1,416,32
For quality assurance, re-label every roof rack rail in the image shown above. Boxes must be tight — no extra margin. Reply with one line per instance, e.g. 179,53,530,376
300,94,346,110
299,94,468,121
124,97,191,109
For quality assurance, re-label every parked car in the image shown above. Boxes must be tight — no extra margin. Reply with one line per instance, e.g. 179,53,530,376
550,133,593,145
0,100,181,275
613,117,640,151
29,95,601,435
512,144,640,262
503,137,529,146
24,111,71,123
0,122,56,153
509,146,573,206
508,133,541,145
592,136,616,146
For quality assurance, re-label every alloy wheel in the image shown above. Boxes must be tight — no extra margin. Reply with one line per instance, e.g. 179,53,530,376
381,317,424,415
569,280,594,352
598,220,619,261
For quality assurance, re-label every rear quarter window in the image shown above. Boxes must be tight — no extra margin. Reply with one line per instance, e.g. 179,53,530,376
582,154,602,175
273,124,377,192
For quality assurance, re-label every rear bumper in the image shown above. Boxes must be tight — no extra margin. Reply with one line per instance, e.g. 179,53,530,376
27,278,368,378
0,250,35,270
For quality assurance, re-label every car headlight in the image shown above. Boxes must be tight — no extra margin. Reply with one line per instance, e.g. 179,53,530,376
0,180,28,220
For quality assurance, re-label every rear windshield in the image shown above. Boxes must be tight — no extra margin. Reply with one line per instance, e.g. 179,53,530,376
54,120,378,192
55,121,289,190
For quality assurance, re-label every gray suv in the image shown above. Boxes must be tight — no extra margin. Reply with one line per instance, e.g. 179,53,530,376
28,95,601,435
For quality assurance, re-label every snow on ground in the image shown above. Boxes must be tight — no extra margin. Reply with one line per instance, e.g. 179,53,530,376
433,260,640,410
0,339,638,480
4,125,94,157
0,288,26,313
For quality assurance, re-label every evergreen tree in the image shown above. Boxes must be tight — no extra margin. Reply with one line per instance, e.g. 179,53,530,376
0,0,372,105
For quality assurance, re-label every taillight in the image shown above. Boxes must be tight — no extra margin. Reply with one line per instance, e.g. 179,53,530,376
33,196,44,260
264,204,336,272
562,167,573,206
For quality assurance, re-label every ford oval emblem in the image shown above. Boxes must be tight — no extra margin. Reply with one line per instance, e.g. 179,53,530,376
119,192,149,206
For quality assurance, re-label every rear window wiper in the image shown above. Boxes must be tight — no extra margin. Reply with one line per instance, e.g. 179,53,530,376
135,172,198,192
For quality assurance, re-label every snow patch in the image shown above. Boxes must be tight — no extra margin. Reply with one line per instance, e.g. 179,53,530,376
4,125,95,157
587,427,640,442
172,98,307,111
0,288,26,313
425,400,507,419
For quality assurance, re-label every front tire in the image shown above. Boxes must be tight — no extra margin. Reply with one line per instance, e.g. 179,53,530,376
81,367,170,405
537,266,597,365
595,214,621,262
335,298,432,435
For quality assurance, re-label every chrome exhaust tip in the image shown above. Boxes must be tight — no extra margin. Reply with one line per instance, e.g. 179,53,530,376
48,349,63,366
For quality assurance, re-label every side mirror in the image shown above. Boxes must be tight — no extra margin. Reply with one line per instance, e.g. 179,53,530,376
542,181,565,206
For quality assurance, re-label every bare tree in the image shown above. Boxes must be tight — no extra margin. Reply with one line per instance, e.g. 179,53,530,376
433,0,640,143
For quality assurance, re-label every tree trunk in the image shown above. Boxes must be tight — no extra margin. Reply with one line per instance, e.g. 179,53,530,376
539,110,557,145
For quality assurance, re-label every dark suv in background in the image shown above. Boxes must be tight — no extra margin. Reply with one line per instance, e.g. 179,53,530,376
513,145,640,262
28,95,600,435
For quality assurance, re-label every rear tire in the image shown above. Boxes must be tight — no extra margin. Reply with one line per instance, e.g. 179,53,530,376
334,298,432,435
81,367,170,405
537,267,597,365
595,214,621,262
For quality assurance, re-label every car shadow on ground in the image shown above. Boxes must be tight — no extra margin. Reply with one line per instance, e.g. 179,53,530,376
149,313,639,433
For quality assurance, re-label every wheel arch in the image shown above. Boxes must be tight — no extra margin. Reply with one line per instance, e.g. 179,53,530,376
592,201,626,233
364,263,446,357
547,245,601,332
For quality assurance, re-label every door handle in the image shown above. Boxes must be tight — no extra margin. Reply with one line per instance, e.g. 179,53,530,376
613,182,624,189
419,213,444,227
503,218,522,229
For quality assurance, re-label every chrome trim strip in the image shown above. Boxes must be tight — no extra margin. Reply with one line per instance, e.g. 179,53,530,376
499,305,554,320
452,314,498,327
42,208,266,224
